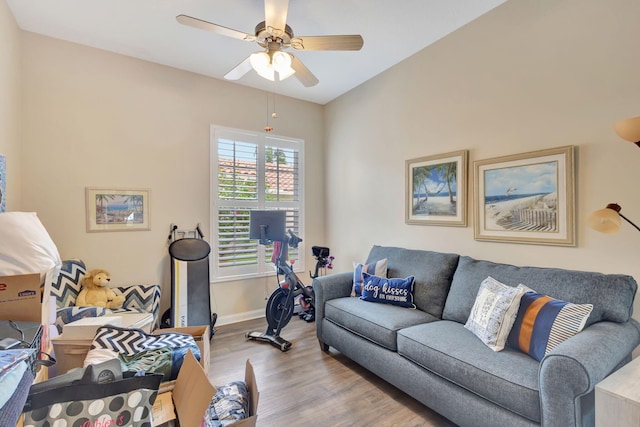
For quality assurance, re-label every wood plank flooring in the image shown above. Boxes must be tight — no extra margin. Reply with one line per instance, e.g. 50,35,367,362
207,316,457,427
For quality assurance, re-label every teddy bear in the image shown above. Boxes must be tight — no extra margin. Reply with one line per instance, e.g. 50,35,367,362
76,269,125,309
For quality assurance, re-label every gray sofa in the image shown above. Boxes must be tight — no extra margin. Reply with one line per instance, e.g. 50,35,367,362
313,246,640,427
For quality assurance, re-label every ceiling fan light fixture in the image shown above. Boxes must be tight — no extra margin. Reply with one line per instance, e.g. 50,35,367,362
272,51,295,80
249,51,275,81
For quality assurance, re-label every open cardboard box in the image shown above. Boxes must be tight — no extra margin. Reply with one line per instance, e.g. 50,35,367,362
0,273,41,322
153,325,210,374
153,351,258,427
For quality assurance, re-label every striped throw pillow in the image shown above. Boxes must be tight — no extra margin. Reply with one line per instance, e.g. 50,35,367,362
507,287,593,361
353,258,387,296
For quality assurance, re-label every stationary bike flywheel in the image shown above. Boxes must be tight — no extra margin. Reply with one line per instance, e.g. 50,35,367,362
266,287,293,331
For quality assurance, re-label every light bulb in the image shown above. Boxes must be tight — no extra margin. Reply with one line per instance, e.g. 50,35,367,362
250,52,274,81
272,51,295,81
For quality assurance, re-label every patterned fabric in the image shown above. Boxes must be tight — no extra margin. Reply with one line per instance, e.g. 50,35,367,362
50,259,162,330
507,287,593,361
353,258,387,296
118,347,173,381
113,284,161,324
464,276,525,352
90,326,201,380
50,259,86,309
23,372,161,427
360,273,416,308
54,306,108,334
203,381,250,427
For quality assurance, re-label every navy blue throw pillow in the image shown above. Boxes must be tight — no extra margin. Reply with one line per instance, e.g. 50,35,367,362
360,273,416,308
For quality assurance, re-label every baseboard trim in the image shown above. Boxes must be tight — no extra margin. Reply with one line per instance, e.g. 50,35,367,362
216,309,265,326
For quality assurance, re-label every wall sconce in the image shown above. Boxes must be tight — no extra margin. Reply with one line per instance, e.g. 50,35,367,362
587,203,640,233
613,116,640,148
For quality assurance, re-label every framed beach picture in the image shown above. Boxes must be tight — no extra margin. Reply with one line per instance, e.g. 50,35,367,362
406,150,468,226
85,187,150,232
473,146,575,246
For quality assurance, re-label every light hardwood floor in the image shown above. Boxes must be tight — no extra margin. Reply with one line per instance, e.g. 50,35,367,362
207,316,457,427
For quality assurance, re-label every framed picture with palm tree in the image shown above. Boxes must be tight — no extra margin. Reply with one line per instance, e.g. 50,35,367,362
405,150,468,226
85,187,150,232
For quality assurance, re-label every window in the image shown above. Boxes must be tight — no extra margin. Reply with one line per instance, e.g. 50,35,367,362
211,126,304,280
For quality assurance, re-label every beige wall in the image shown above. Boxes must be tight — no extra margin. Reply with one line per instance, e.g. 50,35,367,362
325,0,640,320
0,0,22,210
6,0,640,326
18,33,325,323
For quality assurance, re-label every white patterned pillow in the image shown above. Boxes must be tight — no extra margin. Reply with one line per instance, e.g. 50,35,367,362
464,276,525,351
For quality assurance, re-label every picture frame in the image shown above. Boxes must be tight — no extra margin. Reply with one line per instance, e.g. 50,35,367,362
85,187,150,232
406,150,468,226
473,145,575,246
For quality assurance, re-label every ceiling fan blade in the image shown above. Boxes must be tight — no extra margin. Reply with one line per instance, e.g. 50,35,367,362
289,54,319,87
264,0,289,36
176,14,256,42
291,35,364,51
224,56,253,80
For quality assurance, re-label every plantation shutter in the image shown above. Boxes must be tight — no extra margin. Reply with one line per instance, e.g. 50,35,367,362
212,127,304,280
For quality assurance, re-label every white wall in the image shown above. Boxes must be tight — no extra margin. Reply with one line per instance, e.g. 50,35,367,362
325,0,640,320
18,33,325,323
0,0,22,210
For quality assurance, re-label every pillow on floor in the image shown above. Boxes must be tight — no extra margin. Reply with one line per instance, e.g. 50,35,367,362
507,286,593,361
464,276,525,352
360,273,416,308
353,258,387,296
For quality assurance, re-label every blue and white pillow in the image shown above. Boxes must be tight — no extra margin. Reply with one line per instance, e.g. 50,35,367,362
360,273,416,308
353,258,387,296
464,276,525,352
508,285,593,361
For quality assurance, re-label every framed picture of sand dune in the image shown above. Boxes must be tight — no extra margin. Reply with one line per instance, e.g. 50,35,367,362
86,187,150,232
406,150,468,226
474,146,575,246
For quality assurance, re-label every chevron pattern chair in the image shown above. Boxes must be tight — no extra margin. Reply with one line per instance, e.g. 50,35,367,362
50,259,161,333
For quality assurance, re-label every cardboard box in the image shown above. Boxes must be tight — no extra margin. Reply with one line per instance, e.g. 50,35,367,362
51,336,93,374
62,316,123,339
0,273,41,322
154,325,210,374
152,351,258,427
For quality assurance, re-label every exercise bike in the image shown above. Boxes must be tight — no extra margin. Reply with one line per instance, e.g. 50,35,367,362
246,229,311,351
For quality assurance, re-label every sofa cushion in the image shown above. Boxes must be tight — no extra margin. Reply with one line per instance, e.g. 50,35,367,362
353,258,388,296
360,273,416,308
508,287,593,361
443,256,637,326
397,320,541,423
365,246,459,318
325,297,437,351
464,276,525,351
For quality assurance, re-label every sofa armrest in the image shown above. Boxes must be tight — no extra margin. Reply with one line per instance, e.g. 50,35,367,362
312,271,353,342
538,319,640,426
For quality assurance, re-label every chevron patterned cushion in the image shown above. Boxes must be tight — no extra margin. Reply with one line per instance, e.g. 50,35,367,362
89,325,200,380
113,284,161,323
51,259,86,309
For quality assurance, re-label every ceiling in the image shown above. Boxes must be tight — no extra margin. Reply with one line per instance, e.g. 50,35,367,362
6,0,508,105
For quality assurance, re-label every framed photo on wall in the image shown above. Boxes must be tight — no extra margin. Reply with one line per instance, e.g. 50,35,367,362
405,150,468,226
85,187,150,232
473,145,575,246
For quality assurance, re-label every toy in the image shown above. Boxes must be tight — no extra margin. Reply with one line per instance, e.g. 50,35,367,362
76,269,125,309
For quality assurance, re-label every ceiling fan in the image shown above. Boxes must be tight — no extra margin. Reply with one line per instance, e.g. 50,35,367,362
176,0,364,87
